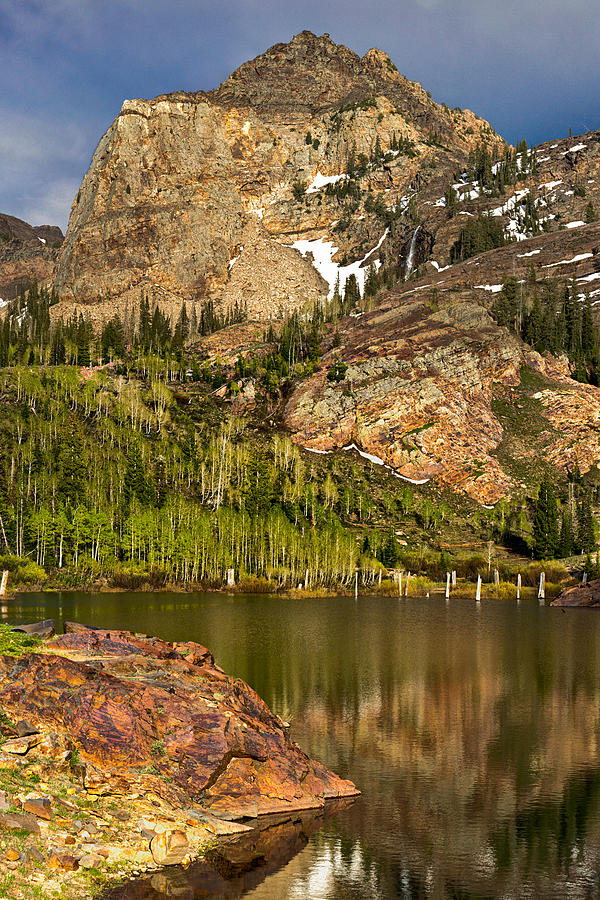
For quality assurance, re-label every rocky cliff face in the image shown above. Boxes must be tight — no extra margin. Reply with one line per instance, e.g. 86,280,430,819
0,213,63,301
48,32,600,504
53,31,502,322
283,280,600,503
284,296,523,504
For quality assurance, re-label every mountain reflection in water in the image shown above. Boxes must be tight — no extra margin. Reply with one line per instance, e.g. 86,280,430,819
9,592,600,898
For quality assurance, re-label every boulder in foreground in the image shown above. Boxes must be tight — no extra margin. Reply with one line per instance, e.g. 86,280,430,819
0,623,358,817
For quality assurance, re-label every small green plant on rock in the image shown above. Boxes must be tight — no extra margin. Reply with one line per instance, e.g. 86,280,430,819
150,739,166,758
0,625,41,658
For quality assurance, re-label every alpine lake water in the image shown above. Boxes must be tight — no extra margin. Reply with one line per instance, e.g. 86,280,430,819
6,591,600,899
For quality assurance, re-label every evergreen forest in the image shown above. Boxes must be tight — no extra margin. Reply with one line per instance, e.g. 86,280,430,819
0,276,598,593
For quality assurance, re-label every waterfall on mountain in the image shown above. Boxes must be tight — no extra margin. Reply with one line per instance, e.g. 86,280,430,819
404,225,421,280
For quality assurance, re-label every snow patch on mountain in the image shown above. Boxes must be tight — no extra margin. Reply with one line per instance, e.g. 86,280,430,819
289,230,388,299
306,172,349,194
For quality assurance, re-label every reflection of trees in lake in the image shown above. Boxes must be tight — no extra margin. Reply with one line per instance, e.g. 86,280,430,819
266,601,600,899
186,596,600,894
16,592,600,898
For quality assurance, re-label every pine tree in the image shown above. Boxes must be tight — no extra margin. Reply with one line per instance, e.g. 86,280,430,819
382,527,399,567
581,292,596,363
243,451,273,517
343,275,360,312
492,276,519,330
138,295,151,348
373,134,383,160
101,315,125,362
177,302,189,341
532,477,559,559
524,293,543,349
123,446,154,508
50,321,66,365
364,264,380,298
76,314,92,366
577,490,596,554
444,185,457,218
57,429,87,503
558,510,574,558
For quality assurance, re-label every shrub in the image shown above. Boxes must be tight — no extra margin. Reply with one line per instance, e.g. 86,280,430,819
110,566,165,590
519,561,568,587
486,581,520,600
327,355,348,382
0,555,46,585
405,575,435,596
454,555,487,581
292,181,307,201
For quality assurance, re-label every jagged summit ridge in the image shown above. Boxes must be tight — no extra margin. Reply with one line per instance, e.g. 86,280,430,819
212,31,409,115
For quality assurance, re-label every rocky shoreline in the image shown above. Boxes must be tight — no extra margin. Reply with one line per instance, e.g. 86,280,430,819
0,622,358,898
551,579,600,607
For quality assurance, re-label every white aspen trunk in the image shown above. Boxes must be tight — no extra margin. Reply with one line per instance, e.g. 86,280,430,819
538,572,545,601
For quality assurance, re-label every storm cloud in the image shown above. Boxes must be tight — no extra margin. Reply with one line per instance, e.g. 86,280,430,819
1,0,598,229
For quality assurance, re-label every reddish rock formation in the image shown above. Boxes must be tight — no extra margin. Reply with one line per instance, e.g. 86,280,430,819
284,295,523,504
551,579,600,607
0,624,358,817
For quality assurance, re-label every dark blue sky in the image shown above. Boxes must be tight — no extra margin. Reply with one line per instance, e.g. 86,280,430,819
1,0,598,230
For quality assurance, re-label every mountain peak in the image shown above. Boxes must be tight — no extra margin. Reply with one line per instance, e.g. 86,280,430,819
213,31,363,113
288,30,336,48
209,32,443,124
54,31,506,318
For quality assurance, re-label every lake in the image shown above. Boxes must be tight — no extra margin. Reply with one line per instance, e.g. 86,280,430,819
6,592,600,899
